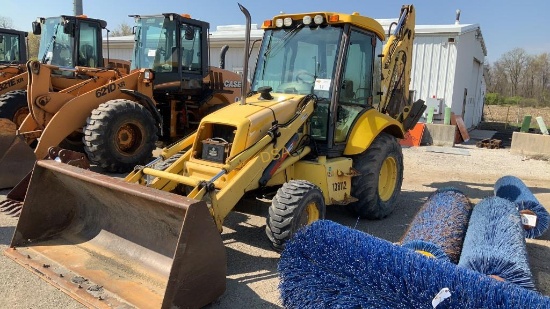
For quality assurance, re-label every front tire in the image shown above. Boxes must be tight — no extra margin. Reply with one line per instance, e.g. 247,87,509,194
0,90,28,126
347,132,404,219
83,99,158,172
266,180,326,251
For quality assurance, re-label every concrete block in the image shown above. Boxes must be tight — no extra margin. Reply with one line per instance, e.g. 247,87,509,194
510,132,550,158
421,123,456,147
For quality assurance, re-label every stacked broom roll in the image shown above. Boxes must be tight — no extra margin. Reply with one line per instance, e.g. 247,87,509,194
400,187,472,263
278,179,548,307
458,196,535,290
494,175,550,239
278,220,550,308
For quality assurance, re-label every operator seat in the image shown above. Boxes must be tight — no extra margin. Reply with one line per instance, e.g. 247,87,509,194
78,44,96,67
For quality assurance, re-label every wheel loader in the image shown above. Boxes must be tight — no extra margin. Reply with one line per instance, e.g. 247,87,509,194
0,15,131,188
0,27,27,82
6,4,425,308
0,13,242,191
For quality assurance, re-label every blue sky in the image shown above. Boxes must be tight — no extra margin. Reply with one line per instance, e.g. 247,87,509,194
3,0,549,62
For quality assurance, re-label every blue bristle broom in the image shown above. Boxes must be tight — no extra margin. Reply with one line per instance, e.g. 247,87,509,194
458,196,535,290
278,220,549,308
400,188,472,263
494,175,549,238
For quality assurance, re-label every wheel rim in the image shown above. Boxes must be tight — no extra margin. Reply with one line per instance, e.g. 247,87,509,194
13,107,29,127
299,202,320,227
115,122,143,155
378,156,398,201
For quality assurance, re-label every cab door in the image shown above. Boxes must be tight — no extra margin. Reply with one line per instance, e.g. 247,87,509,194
333,29,380,145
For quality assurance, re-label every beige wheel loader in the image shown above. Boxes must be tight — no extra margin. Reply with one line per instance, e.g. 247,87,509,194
0,15,130,189
6,4,425,308
0,13,242,194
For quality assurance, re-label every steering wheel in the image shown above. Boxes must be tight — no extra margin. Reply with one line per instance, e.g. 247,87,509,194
296,71,315,83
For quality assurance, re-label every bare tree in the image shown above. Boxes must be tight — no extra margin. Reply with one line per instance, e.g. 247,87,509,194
0,16,14,28
27,33,40,60
500,48,529,96
110,22,133,37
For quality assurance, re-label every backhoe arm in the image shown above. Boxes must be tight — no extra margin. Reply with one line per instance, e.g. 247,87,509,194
379,5,425,131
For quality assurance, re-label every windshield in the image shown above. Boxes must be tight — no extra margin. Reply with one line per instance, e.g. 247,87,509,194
252,26,343,99
131,17,177,71
0,32,22,63
38,17,74,67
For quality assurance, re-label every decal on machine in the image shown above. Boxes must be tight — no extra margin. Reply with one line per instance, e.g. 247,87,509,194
332,181,347,191
0,77,24,91
224,80,242,88
95,81,126,98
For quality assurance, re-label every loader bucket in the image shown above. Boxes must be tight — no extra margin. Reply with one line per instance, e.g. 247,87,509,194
0,118,36,189
5,160,226,308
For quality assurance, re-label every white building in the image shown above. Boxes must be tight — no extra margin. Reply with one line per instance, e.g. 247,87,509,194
103,20,486,128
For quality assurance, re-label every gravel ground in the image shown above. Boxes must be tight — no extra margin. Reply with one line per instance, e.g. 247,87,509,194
0,133,549,308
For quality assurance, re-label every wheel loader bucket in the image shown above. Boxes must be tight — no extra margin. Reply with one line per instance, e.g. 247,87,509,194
5,160,226,308
0,118,36,189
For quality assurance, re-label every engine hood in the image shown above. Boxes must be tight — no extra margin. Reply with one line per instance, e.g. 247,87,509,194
200,92,307,152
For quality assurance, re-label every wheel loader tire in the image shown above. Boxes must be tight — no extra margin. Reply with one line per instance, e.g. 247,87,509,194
0,90,28,126
83,99,158,173
266,180,325,251
347,132,403,219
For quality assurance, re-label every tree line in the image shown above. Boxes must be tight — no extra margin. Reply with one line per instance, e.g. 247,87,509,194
485,48,550,108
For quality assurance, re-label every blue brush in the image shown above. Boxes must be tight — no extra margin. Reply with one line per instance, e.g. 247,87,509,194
494,175,549,238
278,220,549,308
458,196,535,290
401,188,472,263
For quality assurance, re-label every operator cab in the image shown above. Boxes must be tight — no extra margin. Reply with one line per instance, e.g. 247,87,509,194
0,29,27,64
130,13,208,93
32,15,105,71
251,13,384,157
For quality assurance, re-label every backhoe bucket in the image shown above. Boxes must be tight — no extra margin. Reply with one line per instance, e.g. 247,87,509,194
0,119,36,189
5,160,226,308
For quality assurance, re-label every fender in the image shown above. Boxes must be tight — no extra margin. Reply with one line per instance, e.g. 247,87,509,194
119,88,164,136
343,109,405,156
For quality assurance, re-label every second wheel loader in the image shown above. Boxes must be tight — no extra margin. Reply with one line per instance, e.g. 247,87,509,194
6,4,425,308
0,15,131,188
0,13,242,191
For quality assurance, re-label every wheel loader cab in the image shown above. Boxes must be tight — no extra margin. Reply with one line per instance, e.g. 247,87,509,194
0,29,27,64
34,15,105,70
252,13,385,157
130,13,208,93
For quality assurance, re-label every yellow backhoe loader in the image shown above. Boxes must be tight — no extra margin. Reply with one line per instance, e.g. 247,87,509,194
6,4,425,308
0,13,242,191
0,15,130,188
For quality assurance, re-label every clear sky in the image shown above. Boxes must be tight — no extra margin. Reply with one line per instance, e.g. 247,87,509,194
3,0,549,63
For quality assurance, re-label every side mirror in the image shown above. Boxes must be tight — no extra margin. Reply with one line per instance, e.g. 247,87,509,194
32,21,42,35
63,20,75,36
184,26,194,41
132,26,137,35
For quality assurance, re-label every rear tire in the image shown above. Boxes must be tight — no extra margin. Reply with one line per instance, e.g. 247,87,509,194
83,99,158,172
0,90,28,126
347,132,403,219
266,180,325,251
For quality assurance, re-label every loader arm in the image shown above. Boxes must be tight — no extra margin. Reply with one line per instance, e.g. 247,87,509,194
0,66,27,95
378,5,425,130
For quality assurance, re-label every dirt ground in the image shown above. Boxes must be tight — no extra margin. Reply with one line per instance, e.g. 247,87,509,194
0,132,549,308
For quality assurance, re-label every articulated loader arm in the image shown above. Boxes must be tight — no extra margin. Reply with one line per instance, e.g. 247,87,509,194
379,5,426,131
